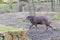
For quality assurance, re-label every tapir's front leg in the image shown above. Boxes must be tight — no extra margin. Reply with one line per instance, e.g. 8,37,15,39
35,24,38,29
45,26,49,31
29,24,33,29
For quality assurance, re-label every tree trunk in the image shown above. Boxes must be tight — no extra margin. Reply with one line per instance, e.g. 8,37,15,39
51,0,55,11
19,0,23,12
9,0,13,9
28,0,36,16
9,3,13,9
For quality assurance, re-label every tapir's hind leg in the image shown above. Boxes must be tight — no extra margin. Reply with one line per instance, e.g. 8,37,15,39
45,24,58,32
48,25,53,30
46,24,53,31
41,25,53,34
48,25,58,31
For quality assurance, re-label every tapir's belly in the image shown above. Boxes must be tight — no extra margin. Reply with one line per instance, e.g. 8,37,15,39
36,21,43,24
34,20,43,24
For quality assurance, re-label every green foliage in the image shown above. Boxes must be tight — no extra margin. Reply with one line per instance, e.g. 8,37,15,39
11,0,15,2
33,0,47,3
8,0,15,2
0,0,3,3
0,0,15,3
53,13,60,20
0,4,9,9
21,0,28,2
47,13,60,20
34,0,39,3
0,4,16,13
20,1,27,6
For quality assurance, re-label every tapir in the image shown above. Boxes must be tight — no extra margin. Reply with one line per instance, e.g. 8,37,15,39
24,16,53,31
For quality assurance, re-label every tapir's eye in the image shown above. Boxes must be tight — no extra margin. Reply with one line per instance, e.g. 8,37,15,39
27,16,31,18
28,16,30,18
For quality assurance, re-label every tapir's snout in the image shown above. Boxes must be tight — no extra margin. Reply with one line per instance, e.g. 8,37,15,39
23,19,26,22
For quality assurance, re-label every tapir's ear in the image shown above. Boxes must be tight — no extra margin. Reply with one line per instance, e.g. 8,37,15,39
27,16,31,18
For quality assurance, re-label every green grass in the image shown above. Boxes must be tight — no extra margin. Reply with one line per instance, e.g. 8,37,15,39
46,13,60,20
0,25,18,32
52,13,60,20
0,24,26,32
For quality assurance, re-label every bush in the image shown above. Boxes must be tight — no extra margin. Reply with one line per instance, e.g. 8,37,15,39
52,13,60,20
46,13,60,20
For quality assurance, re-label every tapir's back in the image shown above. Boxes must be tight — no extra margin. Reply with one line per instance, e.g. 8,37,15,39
33,16,51,24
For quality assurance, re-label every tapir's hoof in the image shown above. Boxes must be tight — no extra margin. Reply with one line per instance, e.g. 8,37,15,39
53,29,58,31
